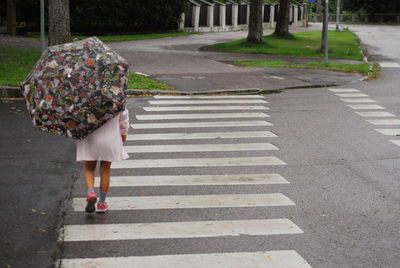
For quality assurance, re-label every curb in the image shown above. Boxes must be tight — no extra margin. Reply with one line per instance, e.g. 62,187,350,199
1,83,341,100
0,86,23,98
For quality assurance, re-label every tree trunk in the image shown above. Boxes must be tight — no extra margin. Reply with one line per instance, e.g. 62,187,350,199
247,0,264,43
274,0,290,38
6,0,17,36
48,0,71,46
321,0,327,51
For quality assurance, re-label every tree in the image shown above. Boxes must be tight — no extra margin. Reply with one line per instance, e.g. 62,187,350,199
274,0,291,38
342,0,400,14
247,0,264,43
48,0,71,46
6,0,17,36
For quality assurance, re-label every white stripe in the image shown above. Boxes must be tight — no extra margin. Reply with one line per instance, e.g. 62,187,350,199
153,95,264,99
347,104,385,110
73,193,295,211
127,131,277,141
365,119,400,125
390,140,400,146
124,143,279,153
112,157,287,169
60,250,312,268
340,98,376,103
134,72,149,77
94,174,289,187
335,93,369,97
144,106,269,111
328,88,360,93
149,100,268,105
131,121,273,129
380,62,400,68
375,129,400,136
136,113,270,120
355,111,395,117
62,219,303,241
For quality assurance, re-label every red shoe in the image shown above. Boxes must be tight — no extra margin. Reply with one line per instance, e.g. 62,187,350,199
85,192,97,213
96,202,108,213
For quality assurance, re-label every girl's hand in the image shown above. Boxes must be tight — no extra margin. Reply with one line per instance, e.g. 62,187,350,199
121,135,127,142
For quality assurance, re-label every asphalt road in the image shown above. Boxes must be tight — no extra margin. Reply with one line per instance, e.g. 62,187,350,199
0,101,80,268
345,24,400,62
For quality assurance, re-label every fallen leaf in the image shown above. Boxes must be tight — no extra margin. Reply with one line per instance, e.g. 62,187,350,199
40,212,47,215
38,228,47,233
32,209,37,213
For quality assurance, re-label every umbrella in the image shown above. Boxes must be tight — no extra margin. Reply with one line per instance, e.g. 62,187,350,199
21,37,129,140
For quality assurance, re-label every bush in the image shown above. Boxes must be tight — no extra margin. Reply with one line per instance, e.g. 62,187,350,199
9,0,188,34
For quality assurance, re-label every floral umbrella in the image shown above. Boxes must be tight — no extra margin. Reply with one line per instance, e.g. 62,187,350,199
21,37,129,140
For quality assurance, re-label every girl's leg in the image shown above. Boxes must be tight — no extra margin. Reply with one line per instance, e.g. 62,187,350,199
84,161,97,213
99,161,112,193
84,161,97,190
97,161,111,213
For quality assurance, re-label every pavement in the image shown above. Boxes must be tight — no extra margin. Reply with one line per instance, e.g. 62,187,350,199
0,101,80,268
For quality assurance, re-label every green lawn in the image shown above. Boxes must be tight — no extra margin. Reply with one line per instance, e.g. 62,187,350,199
234,60,372,76
0,46,174,90
30,32,199,42
211,30,364,60
128,73,174,90
0,47,41,86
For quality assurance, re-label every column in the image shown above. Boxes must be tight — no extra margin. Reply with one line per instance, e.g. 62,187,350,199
232,3,238,29
246,4,250,25
294,5,298,25
220,4,226,29
289,5,293,23
207,5,214,27
261,4,265,23
193,5,200,32
178,13,185,31
270,4,275,25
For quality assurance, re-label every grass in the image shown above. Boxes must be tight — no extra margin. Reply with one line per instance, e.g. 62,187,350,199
128,73,174,90
0,46,174,90
29,32,199,42
234,60,379,79
0,47,41,86
211,30,364,60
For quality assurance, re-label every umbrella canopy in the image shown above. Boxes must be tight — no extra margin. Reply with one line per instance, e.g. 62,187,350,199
21,37,129,140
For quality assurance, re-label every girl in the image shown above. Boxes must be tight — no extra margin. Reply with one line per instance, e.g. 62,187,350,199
76,109,129,213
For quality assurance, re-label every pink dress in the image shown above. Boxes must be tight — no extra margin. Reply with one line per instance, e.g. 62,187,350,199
76,109,129,162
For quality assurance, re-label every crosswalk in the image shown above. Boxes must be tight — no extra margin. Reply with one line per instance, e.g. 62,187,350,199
328,88,400,147
59,95,311,267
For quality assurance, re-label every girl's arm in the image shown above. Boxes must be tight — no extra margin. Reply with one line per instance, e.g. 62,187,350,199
119,108,129,141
